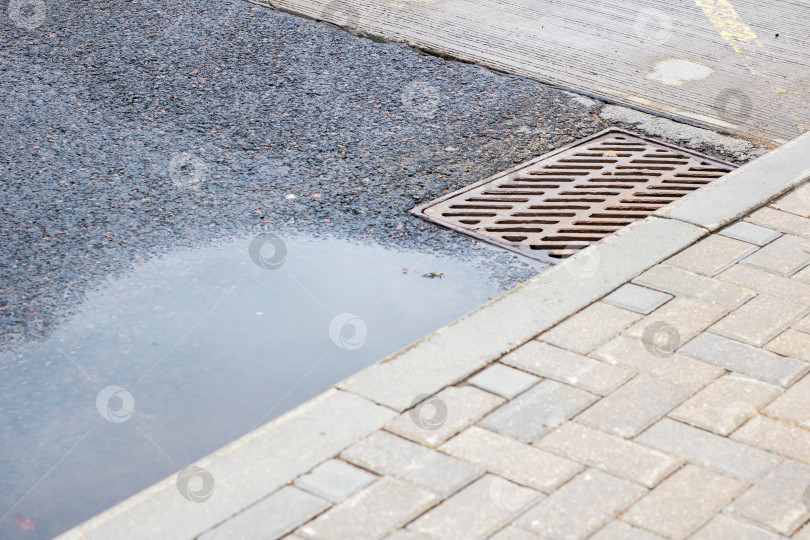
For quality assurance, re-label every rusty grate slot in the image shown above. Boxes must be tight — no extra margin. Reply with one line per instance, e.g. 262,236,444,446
411,129,736,262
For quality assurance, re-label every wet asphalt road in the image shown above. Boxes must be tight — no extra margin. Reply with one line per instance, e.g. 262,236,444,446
0,0,757,347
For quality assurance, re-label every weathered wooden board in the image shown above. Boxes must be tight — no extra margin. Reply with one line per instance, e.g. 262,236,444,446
249,0,810,145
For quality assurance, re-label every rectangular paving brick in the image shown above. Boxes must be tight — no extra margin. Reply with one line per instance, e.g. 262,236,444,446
200,486,329,540
718,263,810,304
536,422,682,488
538,302,643,355
732,415,810,464
385,385,504,447
636,418,782,482
602,284,673,315
478,379,597,442
297,477,439,540
340,431,483,497
666,234,757,276
766,328,810,362
623,296,731,347
709,294,807,347
440,426,582,493
720,221,782,247
746,207,810,237
741,234,810,276
679,332,810,387
691,514,781,540
406,475,540,539
772,186,810,218
384,532,432,540
576,375,691,438
467,363,539,399
487,526,542,540
632,265,755,309
590,521,668,539
593,335,723,391
796,313,810,333
726,460,810,535
517,469,646,539
502,341,633,395
294,459,376,503
622,465,747,540
793,264,810,285
669,374,781,436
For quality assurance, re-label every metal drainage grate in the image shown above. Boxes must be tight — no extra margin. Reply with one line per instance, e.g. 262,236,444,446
412,128,737,262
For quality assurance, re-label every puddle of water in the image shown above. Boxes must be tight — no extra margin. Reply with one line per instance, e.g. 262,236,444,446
0,235,513,539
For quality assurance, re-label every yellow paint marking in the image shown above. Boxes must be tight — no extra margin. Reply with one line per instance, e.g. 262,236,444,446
694,0,761,46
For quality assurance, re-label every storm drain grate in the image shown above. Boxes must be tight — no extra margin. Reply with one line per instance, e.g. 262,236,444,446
412,128,737,262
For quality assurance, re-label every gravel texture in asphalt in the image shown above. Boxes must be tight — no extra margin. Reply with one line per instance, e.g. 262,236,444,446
0,0,763,344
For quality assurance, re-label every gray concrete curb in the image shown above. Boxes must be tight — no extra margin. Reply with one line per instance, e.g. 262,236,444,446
58,134,810,539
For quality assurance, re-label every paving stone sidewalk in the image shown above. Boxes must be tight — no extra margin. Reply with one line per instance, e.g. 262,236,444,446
188,185,810,538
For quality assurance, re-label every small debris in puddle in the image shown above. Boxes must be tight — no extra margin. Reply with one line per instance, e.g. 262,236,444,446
423,272,443,279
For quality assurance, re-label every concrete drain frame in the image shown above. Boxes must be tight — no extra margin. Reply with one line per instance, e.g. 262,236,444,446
411,128,737,263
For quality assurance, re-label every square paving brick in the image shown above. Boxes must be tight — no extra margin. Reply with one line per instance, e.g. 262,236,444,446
708,294,807,347
741,234,810,276
725,460,810,535
746,207,810,237
517,469,646,539
297,477,439,540
766,328,810,361
538,302,643,355
340,431,482,497
669,374,781,435
690,514,781,540
623,296,730,348
763,374,810,428
200,486,329,540
478,379,597,443
636,418,782,482
720,221,782,247
385,386,504,447
679,332,810,387
503,341,632,395
732,415,810,464
622,465,747,540
535,422,682,488
590,521,668,540
440,426,582,493
294,459,377,503
467,363,539,399
576,375,690,438
771,185,810,218
407,474,540,539
593,335,723,391
666,234,758,276
488,526,543,540
632,265,755,309
602,284,673,315
718,263,810,304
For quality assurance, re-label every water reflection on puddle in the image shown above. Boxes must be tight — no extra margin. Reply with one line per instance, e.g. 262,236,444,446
0,235,515,539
